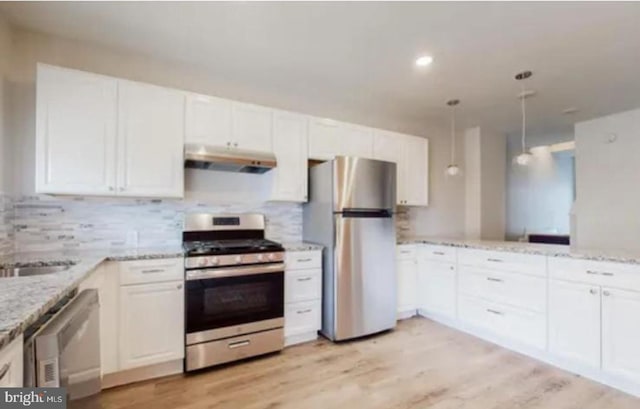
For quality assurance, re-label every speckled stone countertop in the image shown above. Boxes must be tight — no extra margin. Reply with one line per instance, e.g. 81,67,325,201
0,247,183,351
398,237,640,265
282,242,324,252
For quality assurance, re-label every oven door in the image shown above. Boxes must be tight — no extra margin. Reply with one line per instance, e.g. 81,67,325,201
185,263,285,345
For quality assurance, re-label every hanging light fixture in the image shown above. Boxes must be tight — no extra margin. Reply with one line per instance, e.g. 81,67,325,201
445,99,461,176
514,70,534,166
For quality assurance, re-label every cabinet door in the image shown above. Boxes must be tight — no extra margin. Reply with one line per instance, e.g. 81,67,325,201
119,281,184,370
36,64,117,195
548,279,601,368
270,111,308,202
185,93,233,147
339,124,374,158
232,102,273,153
397,258,417,314
308,118,341,160
602,287,640,384
0,335,23,387
78,264,119,375
373,130,406,204
404,136,429,206
118,81,185,198
417,259,456,318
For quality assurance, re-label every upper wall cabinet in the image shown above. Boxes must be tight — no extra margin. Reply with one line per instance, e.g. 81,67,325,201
308,118,374,160
185,94,273,153
184,94,233,147
308,118,341,160
270,110,309,202
232,102,273,153
373,131,429,206
117,81,185,198
36,64,184,198
36,64,118,195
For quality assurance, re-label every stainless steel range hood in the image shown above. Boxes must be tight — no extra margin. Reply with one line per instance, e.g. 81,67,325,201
184,144,277,174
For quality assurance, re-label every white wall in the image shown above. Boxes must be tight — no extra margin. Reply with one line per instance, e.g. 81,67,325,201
464,126,506,240
575,107,640,251
0,14,11,193
6,28,466,237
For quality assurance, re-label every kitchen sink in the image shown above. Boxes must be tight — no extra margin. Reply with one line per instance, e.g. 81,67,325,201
0,265,74,278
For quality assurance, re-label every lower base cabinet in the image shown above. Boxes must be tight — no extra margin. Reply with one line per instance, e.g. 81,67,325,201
548,279,601,368
0,335,23,387
118,281,184,370
79,258,184,385
602,287,640,384
397,245,417,318
417,259,456,319
284,250,323,346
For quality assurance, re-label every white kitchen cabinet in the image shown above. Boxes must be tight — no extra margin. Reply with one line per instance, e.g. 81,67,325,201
373,131,429,206
117,80,185,198
36,64,118,195
602,287,640,384
118,280,184,371
403,135,429,206
308,118,341,160
232,102,273,153
397,247,418,318
417,259,457,319
0,335,23,387
270,111,308,202
78,264,120,375
185,93,233,147
284,250,323,346
339,124,374,158
548,279,601,368
373,130,405,203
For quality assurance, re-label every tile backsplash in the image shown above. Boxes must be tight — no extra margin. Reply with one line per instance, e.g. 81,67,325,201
0,193,13,255
1,195,414,254
11,196,303,252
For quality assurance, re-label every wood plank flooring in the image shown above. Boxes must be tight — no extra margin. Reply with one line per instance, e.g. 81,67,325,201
88,318,639,409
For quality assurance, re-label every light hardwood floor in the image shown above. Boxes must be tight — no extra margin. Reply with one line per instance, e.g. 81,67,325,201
91,318,639,409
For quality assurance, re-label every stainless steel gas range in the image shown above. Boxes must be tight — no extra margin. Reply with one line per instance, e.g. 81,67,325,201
183,213,285,372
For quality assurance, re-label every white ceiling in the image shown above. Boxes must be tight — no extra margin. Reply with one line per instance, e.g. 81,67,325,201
2,2,640,139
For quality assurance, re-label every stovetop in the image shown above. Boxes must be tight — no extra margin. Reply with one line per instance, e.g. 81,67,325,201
183,238,284,257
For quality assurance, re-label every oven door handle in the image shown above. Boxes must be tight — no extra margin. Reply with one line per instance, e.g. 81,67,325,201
186,262,285,281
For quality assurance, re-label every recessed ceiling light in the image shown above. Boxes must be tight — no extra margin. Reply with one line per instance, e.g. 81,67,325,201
415,55,434,67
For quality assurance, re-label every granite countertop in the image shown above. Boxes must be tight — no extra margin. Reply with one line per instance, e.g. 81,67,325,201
398,237,640,265
0,246,184,351
282,242,324,252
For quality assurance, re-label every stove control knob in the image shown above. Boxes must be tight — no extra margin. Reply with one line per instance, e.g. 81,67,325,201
268,253,275,261
257,254,264,261
210,257,219,266
235,256,242,264
198,258,209,267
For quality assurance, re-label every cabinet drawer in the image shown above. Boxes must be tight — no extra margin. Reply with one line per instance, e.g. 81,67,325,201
458,266,547,313
285,269,322,303
458,248,546,277
419,245,456,263
458,295,546,350
284,300,321,337
119,258,183,285
549,257,640,292
0,335,23,387
397,245,416,260
285,250,322,270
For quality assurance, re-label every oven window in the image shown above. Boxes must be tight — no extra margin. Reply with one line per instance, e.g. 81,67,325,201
186,272,284,334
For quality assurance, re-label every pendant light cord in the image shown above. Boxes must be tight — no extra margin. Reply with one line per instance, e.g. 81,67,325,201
450,105,456,164
521,82,526,154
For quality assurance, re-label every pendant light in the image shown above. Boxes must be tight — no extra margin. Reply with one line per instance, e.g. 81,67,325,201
445,99,461,176
514,71,533,166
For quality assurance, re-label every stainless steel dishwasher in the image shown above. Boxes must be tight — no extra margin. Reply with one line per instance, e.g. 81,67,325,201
24,289,101,401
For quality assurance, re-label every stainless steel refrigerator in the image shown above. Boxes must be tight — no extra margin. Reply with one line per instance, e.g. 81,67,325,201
303,156,397,341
